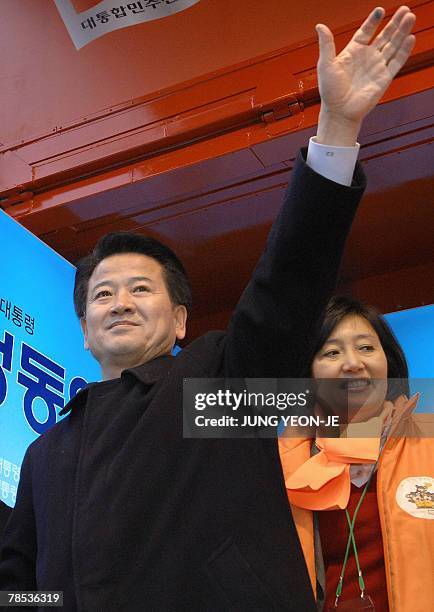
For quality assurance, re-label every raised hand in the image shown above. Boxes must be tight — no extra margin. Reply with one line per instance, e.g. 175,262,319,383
316,6,416,145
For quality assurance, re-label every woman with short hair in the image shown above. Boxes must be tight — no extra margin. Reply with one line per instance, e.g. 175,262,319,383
279,295,434,611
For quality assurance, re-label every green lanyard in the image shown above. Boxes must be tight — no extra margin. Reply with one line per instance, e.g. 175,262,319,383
334,454,381,608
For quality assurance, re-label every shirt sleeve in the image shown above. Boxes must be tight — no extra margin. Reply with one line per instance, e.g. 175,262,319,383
306,137,360,186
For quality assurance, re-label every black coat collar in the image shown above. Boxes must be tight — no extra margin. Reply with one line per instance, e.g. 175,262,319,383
122,354,174,385
60,354,175,415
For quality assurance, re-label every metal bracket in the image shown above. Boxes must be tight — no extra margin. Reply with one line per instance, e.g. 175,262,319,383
262,100,303,124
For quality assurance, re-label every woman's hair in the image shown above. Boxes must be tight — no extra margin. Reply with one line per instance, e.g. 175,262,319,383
308,295,409,399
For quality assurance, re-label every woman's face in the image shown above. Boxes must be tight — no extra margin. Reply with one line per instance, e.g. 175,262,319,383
312,314,388,422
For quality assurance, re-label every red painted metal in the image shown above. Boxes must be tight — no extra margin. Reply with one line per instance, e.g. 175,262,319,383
0,0,433,335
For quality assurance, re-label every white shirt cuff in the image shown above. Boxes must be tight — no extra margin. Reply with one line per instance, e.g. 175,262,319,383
306,136,360,186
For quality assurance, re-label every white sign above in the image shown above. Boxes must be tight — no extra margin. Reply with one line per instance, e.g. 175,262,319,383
54,0,201,50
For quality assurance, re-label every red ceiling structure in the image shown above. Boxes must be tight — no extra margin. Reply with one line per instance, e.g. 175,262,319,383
1,0,433,338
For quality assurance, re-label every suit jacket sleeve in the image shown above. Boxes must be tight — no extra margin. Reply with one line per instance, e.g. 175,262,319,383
0,445,37,592
224,149,367,378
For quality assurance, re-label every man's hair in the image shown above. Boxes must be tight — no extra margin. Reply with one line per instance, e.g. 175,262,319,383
73,232,192,319
307,295,409,399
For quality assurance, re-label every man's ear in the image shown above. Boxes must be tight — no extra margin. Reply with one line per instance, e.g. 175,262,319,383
174,305,187,340
80,318,89,350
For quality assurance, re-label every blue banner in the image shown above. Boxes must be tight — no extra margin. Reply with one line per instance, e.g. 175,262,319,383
386,305,434,412
0,210,100,507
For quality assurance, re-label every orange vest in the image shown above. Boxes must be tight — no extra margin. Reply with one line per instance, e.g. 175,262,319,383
279,414,434,612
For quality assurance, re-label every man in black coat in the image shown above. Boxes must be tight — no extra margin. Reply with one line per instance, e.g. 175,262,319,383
0,7,415,611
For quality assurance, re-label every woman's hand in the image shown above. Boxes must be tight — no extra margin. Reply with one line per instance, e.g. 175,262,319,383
316,6,416,146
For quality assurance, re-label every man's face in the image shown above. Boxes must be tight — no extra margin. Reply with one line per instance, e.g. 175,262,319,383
81,253,187,379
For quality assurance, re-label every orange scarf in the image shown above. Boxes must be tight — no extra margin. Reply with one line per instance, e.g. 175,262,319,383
280,395,419,511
